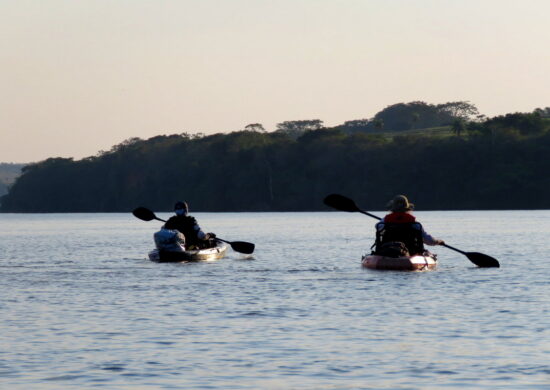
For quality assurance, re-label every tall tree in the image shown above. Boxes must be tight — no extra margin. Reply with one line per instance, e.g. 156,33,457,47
276,120,324,138
452,118,466,137
437,101,479,121
373,118,384,131
244,123,266,132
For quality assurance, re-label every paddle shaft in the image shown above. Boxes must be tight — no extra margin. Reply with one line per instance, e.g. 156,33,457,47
148,213,223,242
360,209,454,253
441,243,466,255
132,207,255,254
360,210,381,221
362,212,478,257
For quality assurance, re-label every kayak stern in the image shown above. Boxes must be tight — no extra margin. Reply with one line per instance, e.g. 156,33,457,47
362,253,437,271
148,243,228,263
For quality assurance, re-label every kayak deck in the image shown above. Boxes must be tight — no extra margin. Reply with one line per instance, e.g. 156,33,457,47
362,253,437,271
148,243,228,263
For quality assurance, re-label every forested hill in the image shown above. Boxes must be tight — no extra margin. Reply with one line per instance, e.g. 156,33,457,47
2,111,550,212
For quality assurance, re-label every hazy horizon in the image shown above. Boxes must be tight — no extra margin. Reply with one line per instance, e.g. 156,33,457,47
2,0,549,163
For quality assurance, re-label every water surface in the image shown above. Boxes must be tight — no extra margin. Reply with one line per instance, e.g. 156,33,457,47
1,211,549,389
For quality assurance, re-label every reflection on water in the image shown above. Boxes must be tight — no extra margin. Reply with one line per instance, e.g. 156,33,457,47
1,211,549,389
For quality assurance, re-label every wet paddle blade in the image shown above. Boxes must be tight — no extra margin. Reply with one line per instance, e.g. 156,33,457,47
132,207,157,221
466,252,500,268
231,241,256,255
230,241,255,254
323,194,360,212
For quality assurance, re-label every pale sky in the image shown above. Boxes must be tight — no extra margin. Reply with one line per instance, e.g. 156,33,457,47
1,0,549,163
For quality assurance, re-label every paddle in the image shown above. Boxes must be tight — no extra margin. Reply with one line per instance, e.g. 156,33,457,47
132,207,255,254
323,194,500,268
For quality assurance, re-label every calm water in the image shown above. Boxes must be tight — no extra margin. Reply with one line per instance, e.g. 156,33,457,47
1,211,549,389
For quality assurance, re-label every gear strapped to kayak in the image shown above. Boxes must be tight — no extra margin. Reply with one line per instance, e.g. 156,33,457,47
369,222,438,271
373,223,425,256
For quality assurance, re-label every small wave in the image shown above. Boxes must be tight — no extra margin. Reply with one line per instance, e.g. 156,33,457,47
233,255,255,261
154,341,175,345
243,311,268,317
45,374,89,381
101,365,126,372
496,364,550,376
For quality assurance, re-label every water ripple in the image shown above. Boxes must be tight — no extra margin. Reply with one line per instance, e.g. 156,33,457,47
1,212,549,389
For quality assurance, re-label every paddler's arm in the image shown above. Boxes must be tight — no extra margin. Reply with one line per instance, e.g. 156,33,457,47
193,222,214,240
421,229,445,246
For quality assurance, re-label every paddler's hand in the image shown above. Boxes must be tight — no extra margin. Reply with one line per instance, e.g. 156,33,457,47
436,240,445,245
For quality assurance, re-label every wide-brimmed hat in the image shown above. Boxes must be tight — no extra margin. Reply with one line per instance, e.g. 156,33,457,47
386,195,414,212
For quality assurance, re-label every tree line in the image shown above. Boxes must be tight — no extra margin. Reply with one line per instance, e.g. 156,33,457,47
1,104,550,212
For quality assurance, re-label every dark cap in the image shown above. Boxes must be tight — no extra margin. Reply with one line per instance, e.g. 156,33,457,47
174,201,188,212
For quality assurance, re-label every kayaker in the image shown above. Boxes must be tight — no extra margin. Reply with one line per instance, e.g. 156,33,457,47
163,201,216,249
374,195,444,255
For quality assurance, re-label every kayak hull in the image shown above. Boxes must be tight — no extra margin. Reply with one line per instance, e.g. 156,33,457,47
148,243,228,263
362,253,437,271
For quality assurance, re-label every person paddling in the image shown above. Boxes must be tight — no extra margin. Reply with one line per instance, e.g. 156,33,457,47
163,201,216,249
374,195,444,256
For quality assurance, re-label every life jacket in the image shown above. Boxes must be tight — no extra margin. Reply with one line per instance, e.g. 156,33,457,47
375,217,425,256
383,212,416,224
164,215,201,247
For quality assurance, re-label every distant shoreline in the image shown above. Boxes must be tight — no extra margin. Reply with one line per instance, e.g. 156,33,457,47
3,111,550,213
1,208,549,214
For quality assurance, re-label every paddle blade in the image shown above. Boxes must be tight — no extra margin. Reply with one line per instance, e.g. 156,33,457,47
466,252,500,268
323,194,360,212
132,207,157,222
230,241,255,254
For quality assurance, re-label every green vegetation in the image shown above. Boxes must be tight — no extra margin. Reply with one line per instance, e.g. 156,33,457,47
2,104,550,212
0,163,25,197
335,101,480,134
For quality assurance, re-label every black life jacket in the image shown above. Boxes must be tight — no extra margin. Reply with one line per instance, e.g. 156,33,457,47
165,215,200,246
374,222,425,255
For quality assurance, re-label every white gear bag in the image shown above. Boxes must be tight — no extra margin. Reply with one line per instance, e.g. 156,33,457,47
153,228,186,252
